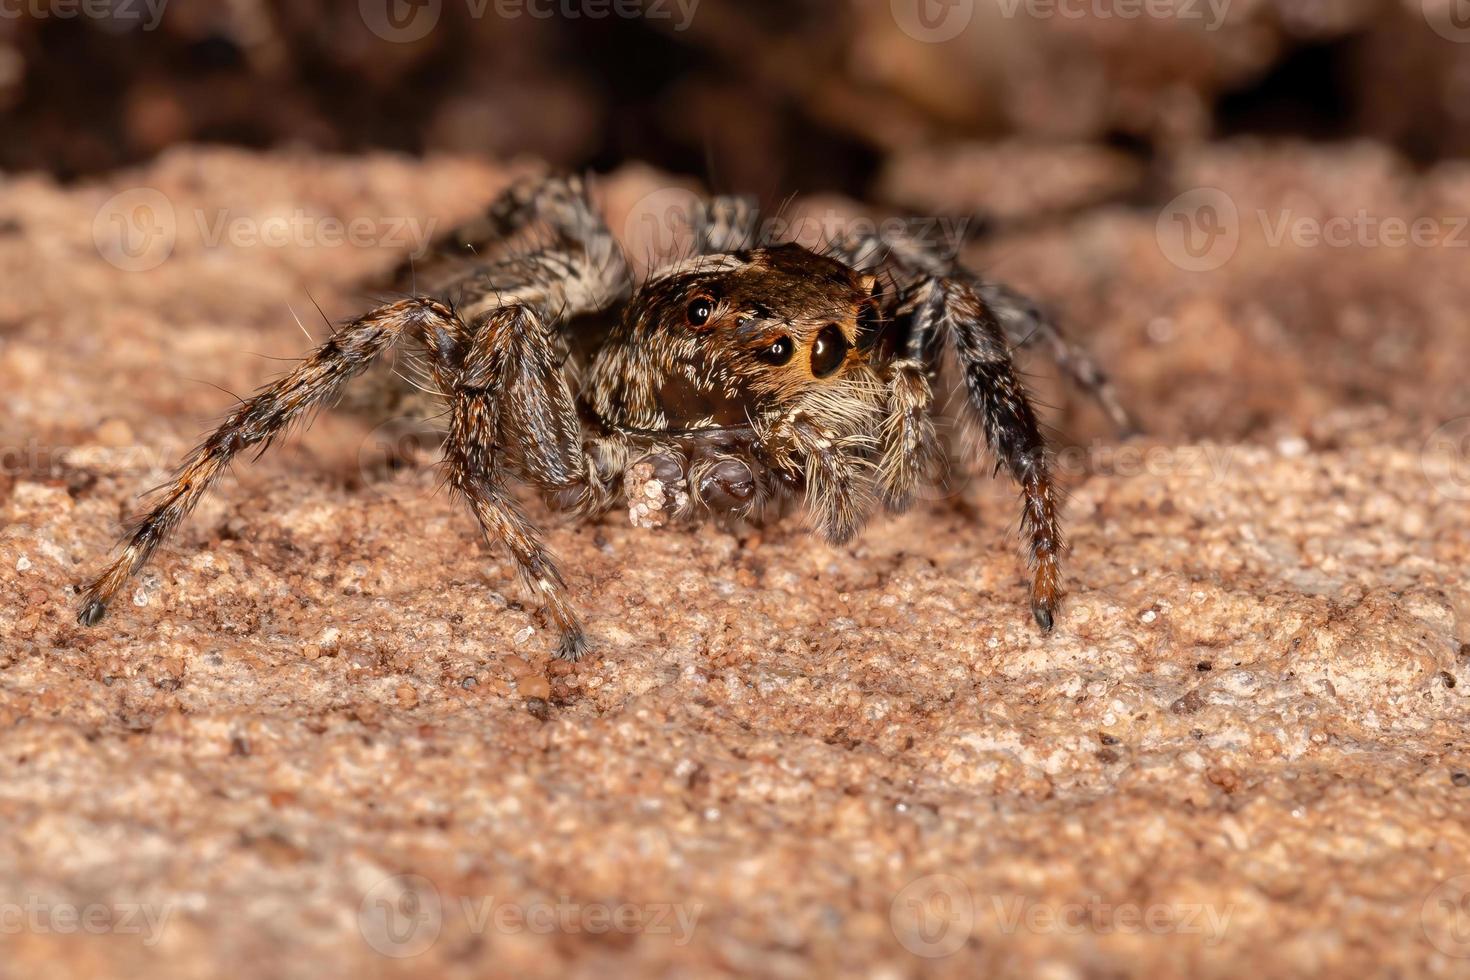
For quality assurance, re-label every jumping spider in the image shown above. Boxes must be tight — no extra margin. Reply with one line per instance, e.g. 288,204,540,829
78,175,1132,660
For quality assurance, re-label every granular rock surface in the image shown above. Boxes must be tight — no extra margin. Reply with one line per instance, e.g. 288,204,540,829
1,148,1468,978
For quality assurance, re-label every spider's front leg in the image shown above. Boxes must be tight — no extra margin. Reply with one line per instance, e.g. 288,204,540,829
829,227,1134,437
429,305,614,661
909,277,1066,631
875,359,944,514
975,282,1135,437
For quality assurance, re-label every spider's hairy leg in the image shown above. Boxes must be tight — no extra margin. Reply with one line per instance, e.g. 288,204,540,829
976,282,1135,437
828,226,1134,436
910,278,1065,631
430,305,610,661
693,195,762,254
77,297,462,628
488,173,602,243
876,358,944,513
390,173,629,301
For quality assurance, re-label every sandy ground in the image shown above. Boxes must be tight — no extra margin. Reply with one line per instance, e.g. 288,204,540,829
1,147,1468,978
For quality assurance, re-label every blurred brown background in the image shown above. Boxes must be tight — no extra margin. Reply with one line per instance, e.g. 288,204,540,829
5,0,1469,193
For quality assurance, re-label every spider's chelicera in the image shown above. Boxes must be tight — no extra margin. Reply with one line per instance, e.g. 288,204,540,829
77,176,1132,660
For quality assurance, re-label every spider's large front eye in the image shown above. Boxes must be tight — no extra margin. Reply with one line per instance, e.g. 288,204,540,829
755,335,795,366
687,297,714,327
810,325,850,377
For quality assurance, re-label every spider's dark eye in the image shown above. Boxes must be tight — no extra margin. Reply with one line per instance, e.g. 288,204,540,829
755,335,795,366
686,297,714,327
810,325,850,377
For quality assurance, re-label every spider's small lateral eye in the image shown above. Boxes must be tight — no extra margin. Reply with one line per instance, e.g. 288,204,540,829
756,335,795,366
686,297,714,327
810,325,850,377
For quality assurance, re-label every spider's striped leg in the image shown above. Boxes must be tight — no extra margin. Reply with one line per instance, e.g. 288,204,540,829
77,297,466,627
487,173,605,244
975,282,1135,437
694,195,762,254
829,227,1134,436
430,304,613,661
906,276,1066,632
390,173,631,302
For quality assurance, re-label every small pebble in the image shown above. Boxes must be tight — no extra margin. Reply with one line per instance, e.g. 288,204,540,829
1277,436,1309,458
15,555,31,572
519,675,551,700
95,418,135,447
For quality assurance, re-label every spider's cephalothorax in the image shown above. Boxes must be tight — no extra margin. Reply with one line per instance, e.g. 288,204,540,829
77,176,1132,660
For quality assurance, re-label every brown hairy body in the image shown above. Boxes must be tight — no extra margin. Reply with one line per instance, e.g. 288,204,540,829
77,176,1131,660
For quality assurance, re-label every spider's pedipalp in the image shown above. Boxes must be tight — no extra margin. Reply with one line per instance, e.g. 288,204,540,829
77,296,466,627
876,358,944,513
761,370,886,546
